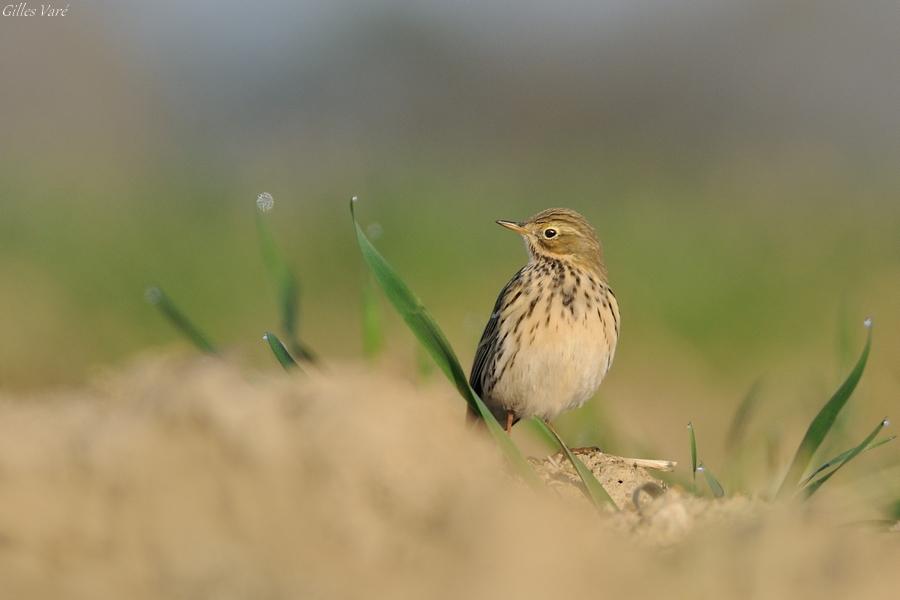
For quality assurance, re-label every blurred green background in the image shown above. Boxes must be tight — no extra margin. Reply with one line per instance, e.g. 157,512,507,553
1,2,898,470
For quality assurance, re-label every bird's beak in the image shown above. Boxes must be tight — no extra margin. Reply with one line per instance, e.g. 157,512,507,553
496,220,529,234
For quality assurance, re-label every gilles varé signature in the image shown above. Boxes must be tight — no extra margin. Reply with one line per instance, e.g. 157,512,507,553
3,2,70,16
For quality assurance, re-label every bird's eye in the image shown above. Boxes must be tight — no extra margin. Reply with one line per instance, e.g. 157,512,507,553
543,228,557,239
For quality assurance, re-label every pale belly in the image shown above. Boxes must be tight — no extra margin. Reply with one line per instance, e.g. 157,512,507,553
489,299,618,422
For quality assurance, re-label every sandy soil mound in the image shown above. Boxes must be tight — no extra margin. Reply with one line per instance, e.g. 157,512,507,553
0,358,896,599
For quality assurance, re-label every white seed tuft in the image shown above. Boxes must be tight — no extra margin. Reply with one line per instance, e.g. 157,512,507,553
144,287,162,304
256,192,274,213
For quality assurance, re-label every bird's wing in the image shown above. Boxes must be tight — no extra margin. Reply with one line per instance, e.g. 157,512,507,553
469,268,525,398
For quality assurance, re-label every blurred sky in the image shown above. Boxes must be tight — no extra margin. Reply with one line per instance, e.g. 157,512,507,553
2,0,900,171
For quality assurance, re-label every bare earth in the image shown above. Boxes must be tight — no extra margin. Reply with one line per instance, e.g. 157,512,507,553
0,357,896,599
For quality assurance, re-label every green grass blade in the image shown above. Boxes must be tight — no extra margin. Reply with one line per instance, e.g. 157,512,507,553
263,332,299,371
800,434,895,487
536,419,617,510
688,422,726,497
776,320,873,499
255,194,316,363
886,499,900,521
688,422,698,483
699,462,726,498
145,286,218,354
522,418,560,452
350,197,540,486
765,428,782,479
255,198,297,340
361,274,384,359
416,343,436,378
836,296,854,373
725,379,762,456
351,197,466,394
802,418,888,500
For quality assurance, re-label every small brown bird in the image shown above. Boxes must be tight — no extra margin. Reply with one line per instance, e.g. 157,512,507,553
469,208,620,432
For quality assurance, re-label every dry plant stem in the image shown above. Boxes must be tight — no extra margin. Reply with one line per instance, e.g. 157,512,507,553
570,447,677,472
623,458,677,472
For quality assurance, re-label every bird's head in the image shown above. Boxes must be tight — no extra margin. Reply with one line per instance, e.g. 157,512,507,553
497,208,605,273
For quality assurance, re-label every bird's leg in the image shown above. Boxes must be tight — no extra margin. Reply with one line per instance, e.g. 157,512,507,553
505,411,515,434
